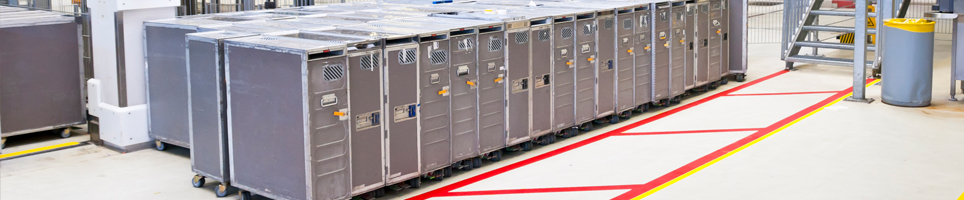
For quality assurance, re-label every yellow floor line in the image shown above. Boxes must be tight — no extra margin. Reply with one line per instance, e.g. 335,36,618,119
0,142,82,159
958,191,964,200
633,80,880,200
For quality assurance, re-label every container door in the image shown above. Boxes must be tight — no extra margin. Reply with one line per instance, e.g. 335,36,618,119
721,0,732,76
530,26,554,137
478,30,507,154
654,7,671,101
616,13,637,113
708,0,723,81
187,38,225,181
418,38,452,172
634,10,654,106
385,45,420,184
596,15,617,118
552,21,576,132
574,18,597,124
670,5,687,97
348,49,386,194
307,55,352,200
146,26,196,148
697,3,710,86
449,33,480,162
506,29,531,146
685,4,697,89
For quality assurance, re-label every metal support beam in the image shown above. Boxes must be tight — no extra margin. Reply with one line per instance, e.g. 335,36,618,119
847,0,873,103
951,17,962,101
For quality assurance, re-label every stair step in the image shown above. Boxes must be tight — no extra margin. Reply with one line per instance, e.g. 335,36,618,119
794,41,877,51
809,10,878,17
786,55,874,68
802,25,877,34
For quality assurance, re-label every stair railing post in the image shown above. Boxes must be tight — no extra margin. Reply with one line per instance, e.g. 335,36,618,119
848,0,874,103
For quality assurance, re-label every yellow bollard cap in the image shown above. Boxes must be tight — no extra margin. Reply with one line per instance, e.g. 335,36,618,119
884,18,935,33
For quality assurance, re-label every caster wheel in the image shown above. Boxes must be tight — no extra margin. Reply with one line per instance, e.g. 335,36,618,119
736,74,746,82
443,167,453,177
155,140,166,151
409,178,421,188
192,175,205,188
619,111,632,119
709,82,719,89
522,141,533,151
462,160,474,171
473,157,482,168
721,78,730,85
215,184,229,197
579,123,593,132
551,134,557,143
659,99,670,107
59,128,72,138
491,151,503,162
608,115,620,124
373,188,386,198
239,191,253,200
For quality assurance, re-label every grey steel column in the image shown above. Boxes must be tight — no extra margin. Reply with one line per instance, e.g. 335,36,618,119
952,17,962,101
848,0,871,102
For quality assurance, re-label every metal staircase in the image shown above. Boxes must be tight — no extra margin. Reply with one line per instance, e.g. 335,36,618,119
781,0,910,102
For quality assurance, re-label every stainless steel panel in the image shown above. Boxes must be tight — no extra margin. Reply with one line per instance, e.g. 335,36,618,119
0,21,85,136
708,0,723,81
696,2,710,86
530,26,554,137
720,0,731,76
634,8,654,106
552,20,576,132
574,17,596,124
653,5,671,101
449,33,480,161
146,25,195,148
305,53,352,200
670,4,686,97
506,29,531,146
385,45,421,184
684,3,696,89
596,14,617,118
348,49,385,194
477,30,506,154
616,12,636,113
187,37,227,182
419,36,452,172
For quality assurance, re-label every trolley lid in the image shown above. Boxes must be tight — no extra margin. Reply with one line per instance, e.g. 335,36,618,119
186,30,260,43
226,35,347,55
144,18,234,30
239,20,334,31
0,14,74,28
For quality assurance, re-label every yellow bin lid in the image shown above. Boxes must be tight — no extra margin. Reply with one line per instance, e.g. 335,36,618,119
884,18,936,33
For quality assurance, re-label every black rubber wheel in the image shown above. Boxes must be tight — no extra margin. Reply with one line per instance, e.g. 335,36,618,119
239,191,252,200
59,128,72,138
522,141,533,151
443,167,453,177
659,99,670,107
550,134,557,143
619,111,632,119
374,188,386,198
579,122,593,132
608,115,620,124
709,81,719,89
736,74,746,82
215,184,229,197
473,157,482,168
155,140,166,151
409,178,422,188
721,78,730,85
491,151,503,162
192,175,205,188
462,160,474,171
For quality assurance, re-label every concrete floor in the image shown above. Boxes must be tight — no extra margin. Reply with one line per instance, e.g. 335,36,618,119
1,37,962,199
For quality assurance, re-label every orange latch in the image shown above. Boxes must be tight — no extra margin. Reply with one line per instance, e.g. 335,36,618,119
587,57,595,61
627,49,634,53
467,81,476,86
333,111,346,116
566,61,573,65
494,77,503,83
438,89,448,95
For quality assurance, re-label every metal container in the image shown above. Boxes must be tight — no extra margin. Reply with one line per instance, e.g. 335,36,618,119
224,35,351,200
670,1,686,99
719,0,732,78
0,12,85,139
653,2,672,104
633,4,654,111
475,23,507,157
184,31,259,197
708,0,723,83
614,7,637,118
684,1,697,90
550,12,577,135
695,1,711,87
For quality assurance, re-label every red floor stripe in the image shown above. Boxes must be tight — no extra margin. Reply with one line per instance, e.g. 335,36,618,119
609,85,858,200
616,128,764,136
406,70,789,200
434,185,642,197
725,91,841,97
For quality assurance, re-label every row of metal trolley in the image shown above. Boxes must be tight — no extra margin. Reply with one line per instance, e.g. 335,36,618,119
0,6,86,149
142,0,744,199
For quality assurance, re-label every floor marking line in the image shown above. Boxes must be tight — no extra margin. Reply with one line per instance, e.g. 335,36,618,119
624,79,880,200
0,142,83,159
725,91,841,97
616,128,763,136
433,185,643,197
407,71,789,200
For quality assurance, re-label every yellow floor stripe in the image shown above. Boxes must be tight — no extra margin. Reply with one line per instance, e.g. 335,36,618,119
633,80,880,200
0,142,82,159
958,191,964,200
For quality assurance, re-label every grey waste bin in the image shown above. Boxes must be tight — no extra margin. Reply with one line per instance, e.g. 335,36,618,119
882,18,936,107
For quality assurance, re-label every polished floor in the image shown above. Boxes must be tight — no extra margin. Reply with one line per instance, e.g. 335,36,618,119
2,39,962,200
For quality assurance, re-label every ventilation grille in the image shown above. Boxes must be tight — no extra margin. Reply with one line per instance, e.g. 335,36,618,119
261,36,278,41
488,38,504,52
582,24,594,35
398,48,416,65
515,32,529,44
323,64,344,81
458,38,474,50
561,27,573,39
623,18,633,29
538,29,550,41
360,54,379,71
604,19,614,30
430,49,447,65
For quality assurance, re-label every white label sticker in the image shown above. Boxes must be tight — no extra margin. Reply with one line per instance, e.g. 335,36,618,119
434,41,439,49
